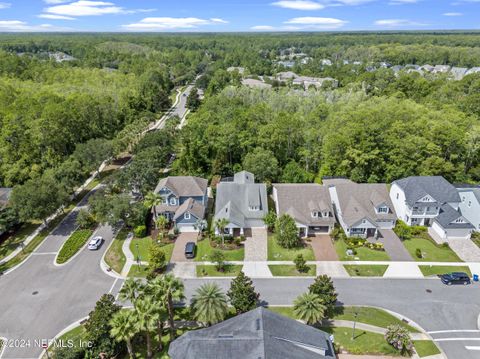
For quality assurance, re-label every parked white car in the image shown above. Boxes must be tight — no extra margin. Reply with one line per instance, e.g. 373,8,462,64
87,236,103,250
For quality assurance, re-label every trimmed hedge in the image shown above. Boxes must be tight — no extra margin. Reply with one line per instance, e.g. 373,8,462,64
56,229,93,264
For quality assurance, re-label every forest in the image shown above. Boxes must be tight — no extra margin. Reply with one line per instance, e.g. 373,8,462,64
0,31,479,229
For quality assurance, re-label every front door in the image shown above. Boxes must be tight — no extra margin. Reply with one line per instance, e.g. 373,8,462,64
424,218,431,226
366,228,376,238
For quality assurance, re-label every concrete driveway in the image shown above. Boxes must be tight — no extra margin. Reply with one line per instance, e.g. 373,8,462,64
377,229,413,261
310,235,339,261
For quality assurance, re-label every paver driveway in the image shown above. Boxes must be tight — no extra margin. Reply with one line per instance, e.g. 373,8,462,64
170,232,198,262
310,234,339,261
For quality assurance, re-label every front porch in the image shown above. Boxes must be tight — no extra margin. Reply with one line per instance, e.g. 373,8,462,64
348,227,378,239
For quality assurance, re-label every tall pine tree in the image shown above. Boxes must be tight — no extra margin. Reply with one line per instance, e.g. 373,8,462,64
227,271,260,314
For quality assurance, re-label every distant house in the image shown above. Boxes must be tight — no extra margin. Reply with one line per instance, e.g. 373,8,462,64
433,65,451,74
465,67,480,76
420,64,434,72
227,66,245,74
277,60,296,68
457,184,480,232
450,67,468,80
214,171,268,236
324,178,396,238
153,176,208,232
320,59,332,66
390,176,474,241
168,307,335,359
273,184,335,237
276,71,299,81
241,78,272,89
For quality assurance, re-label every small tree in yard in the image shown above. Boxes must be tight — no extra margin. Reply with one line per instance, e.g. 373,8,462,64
394,220,412,241
263,211,277,232
210,250,226,272
294,254,308,273
148,244,167,275
227,271,260,314
385,325,413,355
275,214,300,248
308,275,338,317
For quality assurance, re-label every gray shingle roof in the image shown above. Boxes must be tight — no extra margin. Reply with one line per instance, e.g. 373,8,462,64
393,176,460,206
273,184,335,227
0,188,12,210
214,172,268,227
168,307,335,359
434,204,474,229
173,198,205,221
154,176,207,198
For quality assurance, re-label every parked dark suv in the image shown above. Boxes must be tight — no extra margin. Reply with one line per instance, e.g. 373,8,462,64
440,272,471,286
185,242,196,259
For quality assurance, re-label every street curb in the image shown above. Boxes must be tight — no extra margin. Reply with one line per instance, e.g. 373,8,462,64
36,317,89,359
53,227,95,267
100,235,125,279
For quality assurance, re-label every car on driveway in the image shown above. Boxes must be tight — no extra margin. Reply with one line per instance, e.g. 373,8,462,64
87,236,103,250
441,272,471,286
185,242,196,259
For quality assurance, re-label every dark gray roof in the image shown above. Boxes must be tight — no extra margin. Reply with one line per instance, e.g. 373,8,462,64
434,204,474,229
393,176,460,206
154,176,207,198
0,188,12,209
173,198,205,221
168,307,335,359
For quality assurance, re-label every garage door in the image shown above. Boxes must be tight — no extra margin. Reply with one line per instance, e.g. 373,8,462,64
177,225,198,233
309,226,330,233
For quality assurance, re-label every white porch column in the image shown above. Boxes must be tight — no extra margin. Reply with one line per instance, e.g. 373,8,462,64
240,228,244,235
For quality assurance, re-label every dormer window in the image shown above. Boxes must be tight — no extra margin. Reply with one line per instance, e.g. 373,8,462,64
184,212,191,220
311,211,319,218
249,205,260,211
170,198,176,205
454,218,464,223
323,211,328,217
377,206,388,214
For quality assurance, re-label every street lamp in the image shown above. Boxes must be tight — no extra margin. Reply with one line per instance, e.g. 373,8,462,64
352,311,358,340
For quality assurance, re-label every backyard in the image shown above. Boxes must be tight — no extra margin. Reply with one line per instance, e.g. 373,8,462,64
267,235,315,261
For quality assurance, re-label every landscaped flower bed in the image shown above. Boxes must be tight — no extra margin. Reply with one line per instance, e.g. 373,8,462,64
56,229,93,264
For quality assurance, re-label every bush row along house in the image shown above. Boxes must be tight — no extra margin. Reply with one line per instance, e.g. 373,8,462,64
150,173,480,242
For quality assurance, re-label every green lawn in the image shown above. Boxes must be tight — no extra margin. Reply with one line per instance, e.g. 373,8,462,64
321,327,402,356
267,236,315,261
403,236,462,262
104,228,128,274
195,238,244,262
266,306,296,319
268,265,316,276
344,264,389,277
128,264,149,278
0,222,39,261
334,239,390,261
196,264,243,277
414,340,441,358
419,265,472,277
56,229,93,264
130,237,175,263
43,324,88,358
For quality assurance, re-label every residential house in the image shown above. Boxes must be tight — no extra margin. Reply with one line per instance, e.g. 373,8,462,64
457,184,480,232
450,67,468,80
153,176,208,232
324,178,396,238
420,64,434,72
466,67,480,76
320,58,332,66
433,65,451,74
390,176,474,241
214,171,268,236
276,71,298,81
273,184,335,237
241,78,272,89
227,66,245,74
168,307,335,359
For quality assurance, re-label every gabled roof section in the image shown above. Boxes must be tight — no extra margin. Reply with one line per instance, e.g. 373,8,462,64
168,307,335,359
393,176,460,206
435,204,474,230
154,176,207,198
173,198,205,221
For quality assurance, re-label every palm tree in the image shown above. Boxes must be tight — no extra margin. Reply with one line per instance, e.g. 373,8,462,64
134,298,158,359
194,219,208,239
144,192,162,228
191,283,228,326
119,278,144,304
110,310,138,359
293,292,326,325
161,274,185,341
155,215,169,238
145,276,169,351
215,218,230,247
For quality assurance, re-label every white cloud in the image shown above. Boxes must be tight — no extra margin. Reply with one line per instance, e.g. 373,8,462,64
38,14,76,20
0,2,11,9
0,20,71,31
284,16,347,28
374,19,426,27
443,12,462,16
271,1,325,10
389,0,420,4
123,17,229,31
251,25,276,30
43,0,70,3
43,1,154,17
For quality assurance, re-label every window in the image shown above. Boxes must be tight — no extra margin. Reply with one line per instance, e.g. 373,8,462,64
377,206,388,213
362,219,366,224
396,193,399,200
311,211,319,218
184,212,191,220
170,198,176,205
462,196,466,202
249,206,260,211
323,211,328,217
468,201,472,208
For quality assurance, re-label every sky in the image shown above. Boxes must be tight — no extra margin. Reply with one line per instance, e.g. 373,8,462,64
0,0,479,32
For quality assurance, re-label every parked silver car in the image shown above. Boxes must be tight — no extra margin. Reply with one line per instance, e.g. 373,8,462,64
87,236,103,250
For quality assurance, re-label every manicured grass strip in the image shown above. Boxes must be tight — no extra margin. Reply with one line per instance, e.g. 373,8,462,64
334,239,390,261
0,222,39,261
128,264,149,278
334,306,420,333
344,264,389,277
266,306,296,319
130,236,175,264
268,265,316,277
321,327,400,356
196,264,243,277
104,228,128,274
195,239,245,262
403,236,462,262
56,229,93,264
267,236,315,261
414,340,441,358
419,265,472,277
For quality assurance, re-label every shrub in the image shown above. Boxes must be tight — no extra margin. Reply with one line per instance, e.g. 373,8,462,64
75,209,96,229
148,244,167,274
294,254,308,273
168,233,175,241
173,227,180,235
275,214,301,249
415,248,422,258
263,211,277,232
411,225,427,236
56,229,93,264
210,250,226,271
385,325,413,355
134,225,147,238
234,236,243,246
394,220,412,240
